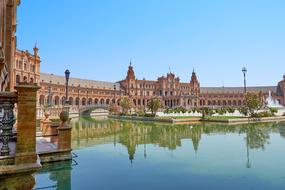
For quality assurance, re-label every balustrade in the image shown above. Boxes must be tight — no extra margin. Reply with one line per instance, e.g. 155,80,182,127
0,92,17,156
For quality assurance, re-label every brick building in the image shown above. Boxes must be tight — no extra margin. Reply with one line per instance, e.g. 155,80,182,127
12,48,285,109
0,0,20,92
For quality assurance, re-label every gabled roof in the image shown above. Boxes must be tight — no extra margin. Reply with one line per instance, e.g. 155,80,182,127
200,86,276,94
40,73,121,90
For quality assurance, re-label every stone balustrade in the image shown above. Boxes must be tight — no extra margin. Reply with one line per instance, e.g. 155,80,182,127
0,92,17,156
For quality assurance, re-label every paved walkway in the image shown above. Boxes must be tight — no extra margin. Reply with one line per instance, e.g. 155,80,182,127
36,136,58,154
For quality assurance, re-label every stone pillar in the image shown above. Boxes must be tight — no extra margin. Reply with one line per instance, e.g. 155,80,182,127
57,110,72,151
14,83,40,165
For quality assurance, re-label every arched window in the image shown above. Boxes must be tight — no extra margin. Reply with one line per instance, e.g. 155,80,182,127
39,95,45,106
16,75,20,84
54,96,60,106
76,97,80,106
82,98,86,105
69,97,74,105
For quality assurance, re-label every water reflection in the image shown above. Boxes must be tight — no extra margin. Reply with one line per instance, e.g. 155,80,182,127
1,120,285,190
33,160,72,190
71,119,282,167
0,175,35,190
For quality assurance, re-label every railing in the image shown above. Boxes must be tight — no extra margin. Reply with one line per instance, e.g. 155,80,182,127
0,92,17,156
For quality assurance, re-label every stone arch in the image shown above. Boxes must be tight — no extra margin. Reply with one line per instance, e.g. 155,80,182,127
69,97,74,105
16,74,20,84
218,100,221,106
76,97,80,106
208,100,211,106
238,100,242,106
82,98,87,106
30,77,34,83
100,98,105,104
88,98,93,105
228,100,232,106
54,96,60,106
133,99,136,106
61,96,66,105
94,98,99,104
23,76,27,82
106,99,110,105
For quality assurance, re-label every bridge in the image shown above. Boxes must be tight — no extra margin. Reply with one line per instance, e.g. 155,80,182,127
77,104,109,117
37,104,110,119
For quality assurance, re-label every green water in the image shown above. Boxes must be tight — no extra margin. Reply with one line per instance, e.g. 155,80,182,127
3,119,285,190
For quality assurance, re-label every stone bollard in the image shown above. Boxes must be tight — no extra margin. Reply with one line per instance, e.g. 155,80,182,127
14,83,41,168
57,110,72,151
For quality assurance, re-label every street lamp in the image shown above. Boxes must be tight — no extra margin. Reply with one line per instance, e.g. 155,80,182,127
143,78,146,112
65,69,70,105
78,84,80,116
48,80,52,107
242,67,247,94
113,84,116,104
87,89,89,105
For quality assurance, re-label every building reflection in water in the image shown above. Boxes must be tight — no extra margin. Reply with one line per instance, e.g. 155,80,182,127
71,118,280,168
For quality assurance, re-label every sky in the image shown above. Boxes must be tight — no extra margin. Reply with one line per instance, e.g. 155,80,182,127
17,0,285,87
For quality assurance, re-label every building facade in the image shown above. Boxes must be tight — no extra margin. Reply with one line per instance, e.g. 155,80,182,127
13,51,285,109
0,0,20,92
14,47,41,85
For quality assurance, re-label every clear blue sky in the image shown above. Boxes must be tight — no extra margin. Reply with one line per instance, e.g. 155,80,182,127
17,0,285,87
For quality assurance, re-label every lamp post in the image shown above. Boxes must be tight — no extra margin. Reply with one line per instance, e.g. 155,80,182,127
48,80,52,107
78,84,80,116
64,69,70,105
242,67,247,94
143,78,146,112
113,84,116,104
87,90,89,105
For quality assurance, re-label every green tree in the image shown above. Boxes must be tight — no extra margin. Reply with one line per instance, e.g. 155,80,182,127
147,97,163,115
238,106,249,116
244,93,263,117
119,97,132,114
109,103,120,114
201,107,215,118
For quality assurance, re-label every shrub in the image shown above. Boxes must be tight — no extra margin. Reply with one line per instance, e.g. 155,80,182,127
269,107,278,116
144,113,155,117
136,106,145,116
164,108,173,114
238,106,249,116
251,111,273,118
227,106,236,114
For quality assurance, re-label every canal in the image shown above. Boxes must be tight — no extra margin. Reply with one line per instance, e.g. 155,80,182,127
2,119,285,190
